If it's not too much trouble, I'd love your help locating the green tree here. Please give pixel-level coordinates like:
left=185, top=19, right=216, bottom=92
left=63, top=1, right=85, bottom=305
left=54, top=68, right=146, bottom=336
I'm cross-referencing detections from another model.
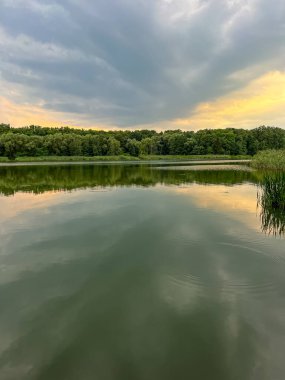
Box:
left=126, top=139, right=140, bottom=156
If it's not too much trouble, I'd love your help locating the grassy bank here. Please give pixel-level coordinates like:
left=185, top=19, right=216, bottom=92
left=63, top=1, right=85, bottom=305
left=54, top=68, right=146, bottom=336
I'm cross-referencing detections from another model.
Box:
left=252, top=150, right=285, bottom=170
left=138, top=154, right=250, bottom=161
left=0, top=154, right=251, bottom=163
left=0, top=155, right=139, bottom=163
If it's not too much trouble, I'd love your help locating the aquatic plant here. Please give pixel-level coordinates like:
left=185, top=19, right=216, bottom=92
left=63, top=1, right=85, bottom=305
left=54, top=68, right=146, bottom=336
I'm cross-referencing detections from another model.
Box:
left=252, top=150, right=285, bottom=170
left=258, top=172, right=285, bottom=236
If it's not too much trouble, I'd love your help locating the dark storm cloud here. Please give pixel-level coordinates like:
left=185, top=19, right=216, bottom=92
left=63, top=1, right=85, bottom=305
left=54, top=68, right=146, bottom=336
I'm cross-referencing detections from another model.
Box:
left=0, top=0, right=284, bottom=127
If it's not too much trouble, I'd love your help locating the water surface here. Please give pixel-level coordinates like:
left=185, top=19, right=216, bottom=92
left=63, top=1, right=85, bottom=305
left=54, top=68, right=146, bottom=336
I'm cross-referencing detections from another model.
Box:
left=0, top=163, right=284, bottom=380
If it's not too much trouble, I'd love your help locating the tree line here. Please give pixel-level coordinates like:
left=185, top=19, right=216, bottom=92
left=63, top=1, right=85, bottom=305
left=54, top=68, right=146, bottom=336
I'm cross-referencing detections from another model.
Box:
left=0, top=124, right=284, bottom=159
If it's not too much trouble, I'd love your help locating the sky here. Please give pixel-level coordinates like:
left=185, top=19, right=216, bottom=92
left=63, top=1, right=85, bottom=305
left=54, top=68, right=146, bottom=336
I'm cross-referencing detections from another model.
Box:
left=0, top=0, right=284, bottom=131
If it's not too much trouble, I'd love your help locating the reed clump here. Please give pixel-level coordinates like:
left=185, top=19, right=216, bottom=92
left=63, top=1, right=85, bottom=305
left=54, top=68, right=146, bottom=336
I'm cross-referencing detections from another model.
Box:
left=252, top=150, right=285, bottom=170
left=258, top=172, right=285, bottom=236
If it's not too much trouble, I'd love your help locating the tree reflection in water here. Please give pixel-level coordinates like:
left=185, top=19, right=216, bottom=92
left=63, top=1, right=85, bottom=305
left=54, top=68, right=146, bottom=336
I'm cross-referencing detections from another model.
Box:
left=2, top=163, right=285, bottom=237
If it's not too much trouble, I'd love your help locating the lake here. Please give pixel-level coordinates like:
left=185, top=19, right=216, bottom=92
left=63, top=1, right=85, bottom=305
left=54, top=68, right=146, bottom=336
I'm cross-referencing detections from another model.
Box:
left=0, top=162, right=284, bottom=380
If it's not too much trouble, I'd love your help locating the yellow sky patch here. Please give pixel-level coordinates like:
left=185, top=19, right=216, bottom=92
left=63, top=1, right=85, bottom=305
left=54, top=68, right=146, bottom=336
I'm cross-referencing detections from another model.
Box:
left=0, top=96, right=80, bottom=128
left=174, top=71, right=285, bottom=130
left=0, top=96, right=117, bottom=130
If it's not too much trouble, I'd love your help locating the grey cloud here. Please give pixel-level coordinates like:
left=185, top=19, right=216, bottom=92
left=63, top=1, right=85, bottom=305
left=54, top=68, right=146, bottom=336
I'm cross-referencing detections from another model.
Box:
left=0, top=0, right=284, bottom=127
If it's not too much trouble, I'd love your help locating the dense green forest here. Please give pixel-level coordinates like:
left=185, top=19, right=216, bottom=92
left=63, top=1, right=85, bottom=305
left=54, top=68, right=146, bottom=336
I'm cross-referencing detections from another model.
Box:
left=0, top=124, right=284, bottom=159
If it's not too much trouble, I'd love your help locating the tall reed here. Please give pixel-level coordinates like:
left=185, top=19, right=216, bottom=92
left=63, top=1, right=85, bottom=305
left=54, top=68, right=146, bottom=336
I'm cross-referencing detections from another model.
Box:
left=258, top=172, right=285, bottom=236
left=252, top=150, right=285, bottom=170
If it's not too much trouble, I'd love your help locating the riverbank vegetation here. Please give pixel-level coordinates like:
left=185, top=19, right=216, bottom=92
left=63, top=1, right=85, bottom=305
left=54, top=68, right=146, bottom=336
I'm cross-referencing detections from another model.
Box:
left=0, top=154, right=250, bottom=163
left=252, top=150, right=285, bottom=170
left=258, top=172, right=285, bottom=235
left=0, top=124, right=284, bottom=160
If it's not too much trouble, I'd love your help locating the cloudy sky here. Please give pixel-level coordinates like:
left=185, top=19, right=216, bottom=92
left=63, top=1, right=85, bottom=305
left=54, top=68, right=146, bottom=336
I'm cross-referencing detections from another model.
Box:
left=0, top=0, right=284, bottom=130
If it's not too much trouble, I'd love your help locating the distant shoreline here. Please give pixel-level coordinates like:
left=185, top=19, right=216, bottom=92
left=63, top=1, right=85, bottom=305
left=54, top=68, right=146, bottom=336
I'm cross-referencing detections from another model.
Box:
left=0, top=156, right=251, bottom=166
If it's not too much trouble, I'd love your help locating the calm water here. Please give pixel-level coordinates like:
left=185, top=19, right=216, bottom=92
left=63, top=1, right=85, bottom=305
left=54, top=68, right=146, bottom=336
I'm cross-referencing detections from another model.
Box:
left=0, top=163, right=284, bottom=380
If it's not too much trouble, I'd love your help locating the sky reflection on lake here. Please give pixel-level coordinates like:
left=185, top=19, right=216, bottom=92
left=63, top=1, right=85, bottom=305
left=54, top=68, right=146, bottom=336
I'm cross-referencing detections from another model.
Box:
left=0, top=163, right=284, bottom=380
